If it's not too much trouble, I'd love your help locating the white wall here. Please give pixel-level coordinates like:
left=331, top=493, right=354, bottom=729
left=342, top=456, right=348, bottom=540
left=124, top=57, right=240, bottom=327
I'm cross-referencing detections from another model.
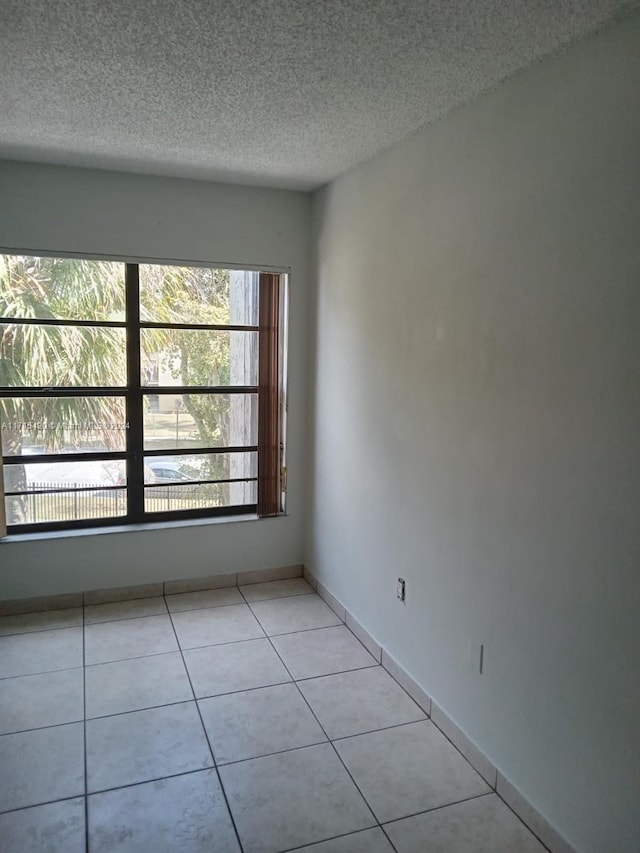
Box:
left=0, top=161, right=310, bottom=596
left=308, top=11, right=640, bottom=853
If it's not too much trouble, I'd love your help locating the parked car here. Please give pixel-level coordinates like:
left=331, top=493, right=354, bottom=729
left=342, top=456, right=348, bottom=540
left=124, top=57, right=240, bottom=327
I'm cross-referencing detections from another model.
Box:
left=145, top=460, right=194, bottom=484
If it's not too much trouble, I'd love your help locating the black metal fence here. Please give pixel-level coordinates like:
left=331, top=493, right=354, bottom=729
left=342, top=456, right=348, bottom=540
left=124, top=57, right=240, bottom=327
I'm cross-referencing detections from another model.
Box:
left=12, top=482, right=227, bottom=524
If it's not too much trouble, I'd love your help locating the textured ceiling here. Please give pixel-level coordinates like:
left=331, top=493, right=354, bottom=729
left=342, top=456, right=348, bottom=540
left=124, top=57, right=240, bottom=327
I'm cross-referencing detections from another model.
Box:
left=0, top=1, right=636, bottom=190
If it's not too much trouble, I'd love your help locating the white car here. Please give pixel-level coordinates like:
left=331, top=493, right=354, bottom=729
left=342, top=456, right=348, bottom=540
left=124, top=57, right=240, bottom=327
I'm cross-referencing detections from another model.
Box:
left=145, top=459, right=193, bottom=484
left=25, top=459, right=157, bottom=488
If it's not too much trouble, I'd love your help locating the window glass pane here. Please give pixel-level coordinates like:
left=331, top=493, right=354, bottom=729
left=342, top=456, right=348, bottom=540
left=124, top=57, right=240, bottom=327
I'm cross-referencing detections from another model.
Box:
left=1, top=397, right=127, bottom=456
left=139, top=265, right=258, bottom=326
left=145, top=480, right=256, bottom=514
left=144, top=452, right=257, bottom=484
left=0, top=255, right=125, bottom=322
left=0, top=324, right=127, bottom=387
left=141, top=329, right=258, bottom=387
left=5, top=488, right=126, bottom=526
left=143, top=393, right=257, bottom=450
left=4, top=459, right=126, bottom=491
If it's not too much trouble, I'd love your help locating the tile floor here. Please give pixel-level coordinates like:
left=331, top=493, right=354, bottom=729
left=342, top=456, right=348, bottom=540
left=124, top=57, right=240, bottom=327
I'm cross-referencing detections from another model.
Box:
left=0, top=578, right=548, bottom=852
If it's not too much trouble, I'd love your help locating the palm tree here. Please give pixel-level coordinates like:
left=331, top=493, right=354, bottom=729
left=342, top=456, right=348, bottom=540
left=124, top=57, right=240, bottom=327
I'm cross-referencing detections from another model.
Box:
left=0, top=255, right=126, bottom=522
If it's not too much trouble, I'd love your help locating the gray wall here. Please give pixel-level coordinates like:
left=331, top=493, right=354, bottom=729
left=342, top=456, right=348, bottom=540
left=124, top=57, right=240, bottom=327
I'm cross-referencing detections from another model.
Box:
left=0, top=161, right=311, bottom=596
left=308, top=12, right=640, bottom=853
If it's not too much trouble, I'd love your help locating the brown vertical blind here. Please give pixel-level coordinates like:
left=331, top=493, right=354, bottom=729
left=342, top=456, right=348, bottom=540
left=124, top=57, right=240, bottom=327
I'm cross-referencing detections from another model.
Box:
left=0, top=413, right=6, bottom=537
left=257, top=272, right=281, bottom=517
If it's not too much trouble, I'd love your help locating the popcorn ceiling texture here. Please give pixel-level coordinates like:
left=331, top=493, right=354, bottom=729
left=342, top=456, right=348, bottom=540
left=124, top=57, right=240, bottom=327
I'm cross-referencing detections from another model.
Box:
left=0, top=0, right=636, bottom=189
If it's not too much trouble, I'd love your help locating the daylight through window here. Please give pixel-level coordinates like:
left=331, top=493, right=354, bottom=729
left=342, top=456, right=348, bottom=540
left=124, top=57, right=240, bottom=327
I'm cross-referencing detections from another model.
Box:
left=0, top=255, right=286, bottom=533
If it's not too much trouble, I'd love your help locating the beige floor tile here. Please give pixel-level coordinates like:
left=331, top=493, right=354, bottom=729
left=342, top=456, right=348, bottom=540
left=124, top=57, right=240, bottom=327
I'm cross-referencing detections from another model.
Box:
left=88, top=769, right=239, bottom=853
left=164, top=572, right=237, bottom=594
left=172, top=603, right=264, bottom=649
left=85, top=651, right=192, bottom=718
left=199, top=683, right=326, bottom=764
left=84, top=614, right=178, bottom=665
left=237, top=566, right=302, bottom=585
left=165, top=587, right=244, bottom=612
left=0, top=723, right=84, bottom=812
left=295, top=828, right=395, bottom=852
left=84, top=583, right=163, bottom=605
left=240, top=578, right=314, bottom=602
left=0, top=797, right=85, bottom=853
left=219, top=743, right=375, bottom=853
left=0, top=593, right=83, bottom=617
left=86, top=701, right=212, bottom=792
left=0, top=627, right=83, bottom=679
left=184, top=638, right=290, bottom=698
left=334, top=721, right=490, bottom=823
left=84, top=596, right=167, bottom=624
left=250, top=594, right=342, bottom=636
left=0, top=608, right=82, bottom=637
left=384, top=793, right=547, bottom=852
left=299, top=666, right=426, bottom=739
left=272, top=626, right=377, bottom=680
left=0, top=668, right=84, bottom=734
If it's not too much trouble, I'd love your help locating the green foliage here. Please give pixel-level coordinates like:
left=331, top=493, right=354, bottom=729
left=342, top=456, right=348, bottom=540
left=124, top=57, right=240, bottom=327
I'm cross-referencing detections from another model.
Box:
left=0, top=256, right=126, bottom=452
left=139, top=264, right=233, bottom=481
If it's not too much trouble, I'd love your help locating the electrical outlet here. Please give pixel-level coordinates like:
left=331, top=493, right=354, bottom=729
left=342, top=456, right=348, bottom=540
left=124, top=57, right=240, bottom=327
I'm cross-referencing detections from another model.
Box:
left=397, top=578, right=406, bottom=602
left=469, top=641, right=484, bottom=674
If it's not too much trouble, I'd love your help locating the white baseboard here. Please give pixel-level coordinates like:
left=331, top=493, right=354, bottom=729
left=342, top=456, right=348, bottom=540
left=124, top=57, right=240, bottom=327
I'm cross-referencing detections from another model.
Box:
left=0, top=564, right=303, bottom=612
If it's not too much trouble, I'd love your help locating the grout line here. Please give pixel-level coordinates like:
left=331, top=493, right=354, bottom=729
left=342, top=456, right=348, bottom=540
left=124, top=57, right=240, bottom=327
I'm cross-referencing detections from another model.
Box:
left=211, top=737, right=330, bottom=769
left=0, top=792, right=88, bottom=818
left=494, top=790, right=554, bottom=853
left=328, top=718, right=430, bottom=744
left=236, top=590, right=315, bottom=605
left=85, top=699, right=193, bottom=724
left=279, top=827, right=390, bottom=853
left=164, top=601, right=245, bottom=853
left=292, top=663, right=380, bottom=682
left=379, top=824, right=397, bottom=850
left=84, top=607, right=169, bottom=627
left=83, top=647, right=182, bottom=667
left=84, top=594, right=165, bottom=608
left=0, top=620, right=84, bottom=639
left=0, top=662, right=84, bottom=682
left=0, top=715, right=87, bottom=738
left=193, top=678, right=292, bottom=701
left=426, top=713, right=496, bottom=790
left=380, top=790, right=495, bottom=828
left=244, top=595, right=343, bottom=635
left=379, top=659, right=431, bottom=718
left=0, top=663, right=85, bottom=682
left=237, top=584, right=388, bottom=847
left=255, top=620, right=345, bottom=638
left=81, top=767, right=222, bottom=804
left=332, top=610, right=382, bottom=664
left=84, top=649, right=182, bottom=670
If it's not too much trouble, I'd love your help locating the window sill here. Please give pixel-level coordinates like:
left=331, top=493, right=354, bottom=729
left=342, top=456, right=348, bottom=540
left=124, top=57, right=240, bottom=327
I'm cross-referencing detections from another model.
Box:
left=0, top=512, right=278, bottom=543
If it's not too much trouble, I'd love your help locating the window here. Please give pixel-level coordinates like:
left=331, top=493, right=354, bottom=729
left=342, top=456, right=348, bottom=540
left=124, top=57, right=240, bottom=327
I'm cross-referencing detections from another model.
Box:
left=0, top=255, right=286, bottom=534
